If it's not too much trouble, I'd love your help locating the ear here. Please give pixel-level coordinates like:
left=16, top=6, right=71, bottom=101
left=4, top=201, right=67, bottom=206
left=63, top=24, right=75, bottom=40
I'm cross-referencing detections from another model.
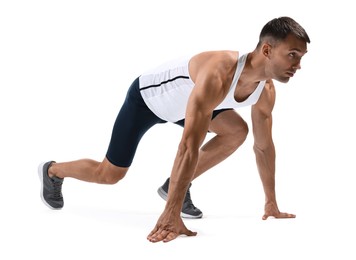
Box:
left=261, top=43, right=272, bottom=58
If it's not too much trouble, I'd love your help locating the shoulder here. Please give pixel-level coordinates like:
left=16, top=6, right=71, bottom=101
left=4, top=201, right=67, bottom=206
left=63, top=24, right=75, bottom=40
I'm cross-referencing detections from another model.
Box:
left=265, top=79, right=275, bottom=89
left=187, top=51, right=239, bottom=109
left=189, top=50, right=239, bottom=82
left=253, top=79, right=276, bottom=116
left=263, top=79, right=276, bottom=98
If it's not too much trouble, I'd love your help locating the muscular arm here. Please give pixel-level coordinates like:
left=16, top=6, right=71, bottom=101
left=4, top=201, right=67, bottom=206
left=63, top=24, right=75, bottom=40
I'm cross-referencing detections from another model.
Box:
left=251, top=80, right=295, bottom=220
left=163, top=91, right=216, bottom=219
left=166, top=54, right=234, bottom=210
left=148, top=52, right=235, bottom=242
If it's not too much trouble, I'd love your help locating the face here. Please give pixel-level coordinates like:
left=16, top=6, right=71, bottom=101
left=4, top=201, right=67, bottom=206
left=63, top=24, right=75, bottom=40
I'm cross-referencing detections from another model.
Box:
left=264, top=34, right=308, bottom=83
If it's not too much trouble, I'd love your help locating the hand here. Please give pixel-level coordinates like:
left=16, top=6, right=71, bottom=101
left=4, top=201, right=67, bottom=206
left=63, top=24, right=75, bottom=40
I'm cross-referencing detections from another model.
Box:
left=147, top=211, right=197, bottom=243
left=262, top=202, right=296, bottom=220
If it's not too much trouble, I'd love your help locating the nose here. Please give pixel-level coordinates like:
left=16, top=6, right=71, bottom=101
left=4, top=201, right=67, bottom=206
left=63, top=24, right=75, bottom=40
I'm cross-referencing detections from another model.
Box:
left=292, top=63, right=301, bottom=71
left=293, top=59, right=302, bottom=70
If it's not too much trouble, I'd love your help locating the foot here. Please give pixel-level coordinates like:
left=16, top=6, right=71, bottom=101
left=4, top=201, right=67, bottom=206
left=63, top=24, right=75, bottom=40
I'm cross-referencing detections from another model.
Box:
left=157, top=178, right=203, bottom=219
left=38, top=161, right=64, bottom=209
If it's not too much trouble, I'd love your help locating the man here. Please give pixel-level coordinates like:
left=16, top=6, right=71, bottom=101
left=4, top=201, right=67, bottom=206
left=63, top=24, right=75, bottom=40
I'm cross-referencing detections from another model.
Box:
left=38, top=16, right=310, bottom=243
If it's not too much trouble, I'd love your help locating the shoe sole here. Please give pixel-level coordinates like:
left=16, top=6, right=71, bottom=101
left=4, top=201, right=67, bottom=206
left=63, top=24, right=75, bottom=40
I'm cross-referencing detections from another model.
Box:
left=38, top=162, right=62, bottom=210
left=157, top=186, right=168, bottom=201
left=157, top=187, right=203, bottom=219
left=181, top=212, right=203, bottom=219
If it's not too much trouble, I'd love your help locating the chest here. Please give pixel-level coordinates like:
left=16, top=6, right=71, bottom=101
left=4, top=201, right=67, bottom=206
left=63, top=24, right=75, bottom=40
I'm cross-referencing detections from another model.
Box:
left=234, top=81, right=259, bottom=103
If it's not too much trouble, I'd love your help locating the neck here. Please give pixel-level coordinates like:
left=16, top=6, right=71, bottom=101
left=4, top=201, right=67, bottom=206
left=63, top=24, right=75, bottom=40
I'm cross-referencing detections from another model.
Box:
left=243, top=51, right=269, bottom=83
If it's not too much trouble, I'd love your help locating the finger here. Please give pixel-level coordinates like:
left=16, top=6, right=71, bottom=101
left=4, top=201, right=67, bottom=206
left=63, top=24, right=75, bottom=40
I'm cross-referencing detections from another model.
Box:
left=147, top=228, right=162, bottom=242
left=163, top=229, right=197, bottom=243
left=163, top=231, right=179, bottom=243
left=148, top=229, right=171, bottom=243
left=147, top=226, right=159, bottom=239
left=262, top=214, right=269, bottom=220
left=183, top=229, right=197, bottom=237
left=148, top=229, right=197, bottom=243
left=276, top=212, right=296, bottom=219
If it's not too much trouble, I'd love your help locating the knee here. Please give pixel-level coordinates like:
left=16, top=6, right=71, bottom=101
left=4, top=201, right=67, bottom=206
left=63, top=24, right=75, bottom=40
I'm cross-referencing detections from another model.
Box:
left=102, top=174, right=125, bottom=185
left=96, top=166, right=127, bottom=185
left=238, top=120, right=249, bottom=141
left=231, top=120, right=249, bottom=147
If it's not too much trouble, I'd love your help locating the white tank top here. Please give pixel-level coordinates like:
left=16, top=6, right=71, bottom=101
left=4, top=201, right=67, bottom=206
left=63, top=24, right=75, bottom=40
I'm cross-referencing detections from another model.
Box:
left=139, top=53, right=266, bottom=122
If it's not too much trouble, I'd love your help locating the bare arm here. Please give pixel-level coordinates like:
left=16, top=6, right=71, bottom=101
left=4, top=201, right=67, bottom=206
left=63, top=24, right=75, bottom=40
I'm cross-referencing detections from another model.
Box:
left=166, top=54, right=233, bottom=212
left=147, top=52, right=234, bottom=242
left=251, top=80, right=295, bottom=220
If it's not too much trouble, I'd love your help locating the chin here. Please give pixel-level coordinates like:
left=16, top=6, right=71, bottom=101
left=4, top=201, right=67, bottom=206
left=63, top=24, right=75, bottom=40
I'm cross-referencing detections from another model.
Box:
left=276, top=77, right=290, bottom=83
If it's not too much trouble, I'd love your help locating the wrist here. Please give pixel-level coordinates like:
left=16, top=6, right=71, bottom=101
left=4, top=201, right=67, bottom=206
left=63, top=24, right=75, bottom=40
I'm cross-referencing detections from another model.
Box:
left=164, top=201, right=183, bottom=216
left=265, top=196, right=277, bottom=205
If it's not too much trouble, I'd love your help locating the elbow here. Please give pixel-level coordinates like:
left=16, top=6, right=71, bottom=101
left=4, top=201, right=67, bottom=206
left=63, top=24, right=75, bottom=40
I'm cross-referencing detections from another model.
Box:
left=253, top=143, right=264, bottom=153
left=177, top=140, right=199, bottom=162
left=253, top=141, right=274, bottom=155
left=253, top=144, right=264, bottom=156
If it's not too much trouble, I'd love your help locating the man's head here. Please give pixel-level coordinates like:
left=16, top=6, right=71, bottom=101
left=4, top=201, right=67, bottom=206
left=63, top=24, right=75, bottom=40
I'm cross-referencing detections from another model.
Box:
left=257, top=16, right=310, bottom=49
left=256, top=17, right=310, bottom=83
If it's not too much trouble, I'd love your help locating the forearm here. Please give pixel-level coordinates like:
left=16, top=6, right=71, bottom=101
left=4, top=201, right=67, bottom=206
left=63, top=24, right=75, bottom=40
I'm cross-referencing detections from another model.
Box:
left=165, top=143, right=199, bottom=214
left=253, top=142, right=276, bottom=204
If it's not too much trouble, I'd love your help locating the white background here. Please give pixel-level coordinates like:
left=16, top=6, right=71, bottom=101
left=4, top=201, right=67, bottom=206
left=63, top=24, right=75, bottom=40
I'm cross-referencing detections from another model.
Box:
left=1, top=0, right=355, bottom=259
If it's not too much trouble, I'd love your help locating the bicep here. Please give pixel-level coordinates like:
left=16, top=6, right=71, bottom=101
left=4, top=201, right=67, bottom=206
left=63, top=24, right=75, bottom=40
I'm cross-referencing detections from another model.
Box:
left=182, top=74, right=226, bottom=148
left=252, top=110, right=273, bottom=150
left=251, top=81, right=276, bottom=149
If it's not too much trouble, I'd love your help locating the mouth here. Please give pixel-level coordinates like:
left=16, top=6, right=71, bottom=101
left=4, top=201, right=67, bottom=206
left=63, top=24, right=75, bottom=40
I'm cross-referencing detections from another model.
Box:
left=286, top=71, right=295, bottom=77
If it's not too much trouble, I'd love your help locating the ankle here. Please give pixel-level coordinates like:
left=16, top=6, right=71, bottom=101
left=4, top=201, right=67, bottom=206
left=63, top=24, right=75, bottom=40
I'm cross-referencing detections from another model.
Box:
left=48, top=162, right=56, bottom=178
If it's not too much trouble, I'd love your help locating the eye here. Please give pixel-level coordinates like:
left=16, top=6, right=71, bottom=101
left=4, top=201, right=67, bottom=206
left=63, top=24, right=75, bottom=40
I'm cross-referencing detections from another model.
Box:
left=288, top=52, right=296, bottom=58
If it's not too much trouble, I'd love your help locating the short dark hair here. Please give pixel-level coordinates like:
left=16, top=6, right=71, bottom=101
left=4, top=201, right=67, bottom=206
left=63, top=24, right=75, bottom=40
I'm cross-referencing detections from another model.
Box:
left=256, top=16, right=310, bottom=48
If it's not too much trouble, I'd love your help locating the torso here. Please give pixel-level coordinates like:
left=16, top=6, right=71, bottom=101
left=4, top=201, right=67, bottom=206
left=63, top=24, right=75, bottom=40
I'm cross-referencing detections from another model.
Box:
left=139, top=51, right=266, bottom=122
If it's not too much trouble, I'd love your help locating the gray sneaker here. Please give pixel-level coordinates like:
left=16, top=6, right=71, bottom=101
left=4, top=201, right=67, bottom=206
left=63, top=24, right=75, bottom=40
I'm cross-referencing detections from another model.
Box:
left=157, top=178, right=203, bottom=219
left=38, top=161, right=64, bottom=210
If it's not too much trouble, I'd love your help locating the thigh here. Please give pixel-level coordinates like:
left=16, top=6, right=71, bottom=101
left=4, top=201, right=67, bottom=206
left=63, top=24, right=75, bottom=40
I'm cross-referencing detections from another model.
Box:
left=106, top=78, right=166, bottom=167
left=208, top=109, right=248, bottom=135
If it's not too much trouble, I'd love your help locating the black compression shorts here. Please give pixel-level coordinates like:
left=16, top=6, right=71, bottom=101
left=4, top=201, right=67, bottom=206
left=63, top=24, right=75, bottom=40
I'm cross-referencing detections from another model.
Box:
left=105, top=77, right=232, bottom=167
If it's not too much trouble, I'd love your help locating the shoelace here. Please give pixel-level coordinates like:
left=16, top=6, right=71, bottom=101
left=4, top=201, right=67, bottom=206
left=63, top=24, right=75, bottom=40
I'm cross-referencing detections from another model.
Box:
left=184, top=189, right=197, bottom=209
left=52, top=178, right=63, bottom=199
